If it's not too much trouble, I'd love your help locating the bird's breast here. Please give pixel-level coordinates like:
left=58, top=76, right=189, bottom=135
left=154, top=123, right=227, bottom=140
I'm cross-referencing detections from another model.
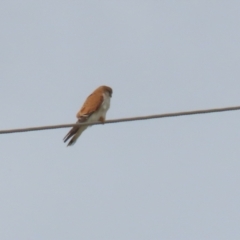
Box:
left=88, top=94, right=111, bottom=122
left=102, top=94, right=111, bottom=110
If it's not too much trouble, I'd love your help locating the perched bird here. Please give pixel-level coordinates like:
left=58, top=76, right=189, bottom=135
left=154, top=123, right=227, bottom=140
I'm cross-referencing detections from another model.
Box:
left=63, top=85, right=113, bottom=146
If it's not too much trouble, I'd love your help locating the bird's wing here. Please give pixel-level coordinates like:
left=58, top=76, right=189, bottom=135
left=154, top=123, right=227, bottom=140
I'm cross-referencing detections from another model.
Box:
left=76, top=91, right=104, bottom=119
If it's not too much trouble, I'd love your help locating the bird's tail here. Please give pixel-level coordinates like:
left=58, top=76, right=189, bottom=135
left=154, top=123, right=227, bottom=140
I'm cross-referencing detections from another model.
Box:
left=66, top=126, right=87, bottom=146
left=63, top=120, right=88, bottom=146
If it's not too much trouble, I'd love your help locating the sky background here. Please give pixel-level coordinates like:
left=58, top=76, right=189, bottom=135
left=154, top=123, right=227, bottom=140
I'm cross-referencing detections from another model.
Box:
left=1, top=1, right=240, bottom=239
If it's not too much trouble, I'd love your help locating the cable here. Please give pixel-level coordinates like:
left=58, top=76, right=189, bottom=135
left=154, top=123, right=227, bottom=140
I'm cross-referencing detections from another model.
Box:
left=0, top=105, right=240, bottom=134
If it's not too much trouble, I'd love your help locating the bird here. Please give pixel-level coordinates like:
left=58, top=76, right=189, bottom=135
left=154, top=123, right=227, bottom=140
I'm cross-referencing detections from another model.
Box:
left=63, top=85, right=113, bottom=146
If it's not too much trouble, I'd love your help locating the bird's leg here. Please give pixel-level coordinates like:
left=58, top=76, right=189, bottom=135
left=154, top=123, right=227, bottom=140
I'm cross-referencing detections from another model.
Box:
left=99, top=116, right=105, bottom=124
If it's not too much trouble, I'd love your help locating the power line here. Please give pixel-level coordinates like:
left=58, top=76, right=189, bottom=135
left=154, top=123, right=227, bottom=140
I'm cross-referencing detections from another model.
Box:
left=1, top=105, right=240, bottom=134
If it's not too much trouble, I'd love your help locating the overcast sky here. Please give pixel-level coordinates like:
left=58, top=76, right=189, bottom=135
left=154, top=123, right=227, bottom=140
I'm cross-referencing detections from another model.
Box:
left=1, top=1, right=240, bottom=239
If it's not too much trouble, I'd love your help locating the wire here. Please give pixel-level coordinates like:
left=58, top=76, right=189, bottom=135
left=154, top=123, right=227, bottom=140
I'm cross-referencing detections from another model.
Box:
left=1, top=105, right=240, bottom=134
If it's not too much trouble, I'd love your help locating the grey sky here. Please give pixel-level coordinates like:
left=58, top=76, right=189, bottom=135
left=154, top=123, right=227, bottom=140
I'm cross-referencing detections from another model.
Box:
left=1, top=1, right=240, bottom=239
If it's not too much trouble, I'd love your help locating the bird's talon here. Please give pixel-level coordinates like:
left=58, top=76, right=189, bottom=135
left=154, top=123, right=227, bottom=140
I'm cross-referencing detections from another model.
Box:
left=99, top=117, right=105, bottom=124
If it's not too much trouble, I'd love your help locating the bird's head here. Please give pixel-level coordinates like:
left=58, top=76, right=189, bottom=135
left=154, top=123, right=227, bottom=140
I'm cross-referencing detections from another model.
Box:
left=101, top=85, right=113, bottom=97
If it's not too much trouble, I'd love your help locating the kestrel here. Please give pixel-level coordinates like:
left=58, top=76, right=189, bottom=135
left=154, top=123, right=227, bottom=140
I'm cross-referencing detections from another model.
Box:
left=63, top=85, right=113, bottom=146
